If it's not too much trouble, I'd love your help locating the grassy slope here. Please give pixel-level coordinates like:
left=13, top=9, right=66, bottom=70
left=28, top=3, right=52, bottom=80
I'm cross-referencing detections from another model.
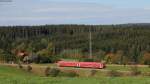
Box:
left=106, top=65, right=150, bottom=72
left=0, top=65, right=150, bottom=84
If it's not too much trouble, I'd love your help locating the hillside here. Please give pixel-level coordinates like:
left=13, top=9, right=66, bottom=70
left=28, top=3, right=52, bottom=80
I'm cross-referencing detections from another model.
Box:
left=0, top=24, right=150, bottom=64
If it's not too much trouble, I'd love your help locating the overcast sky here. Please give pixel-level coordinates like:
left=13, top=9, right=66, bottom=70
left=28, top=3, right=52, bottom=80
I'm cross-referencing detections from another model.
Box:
left=1, top=0, right=150, bottom=26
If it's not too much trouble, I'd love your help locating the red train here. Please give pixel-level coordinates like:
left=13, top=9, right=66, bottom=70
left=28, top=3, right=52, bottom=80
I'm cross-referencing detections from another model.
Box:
left=57, top=61, right=105, bottom=69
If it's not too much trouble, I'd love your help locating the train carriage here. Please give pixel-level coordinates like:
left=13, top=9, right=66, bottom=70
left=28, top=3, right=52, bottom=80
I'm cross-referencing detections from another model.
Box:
left=58, top=61, right=105, bottom=69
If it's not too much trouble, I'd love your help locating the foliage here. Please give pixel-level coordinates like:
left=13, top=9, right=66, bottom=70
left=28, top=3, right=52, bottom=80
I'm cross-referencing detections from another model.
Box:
left=89, top=70, right=97, bottom=76
left=0, top=49, right=5, bottom=62
left=130, top=65, right=141, bottom=76
left=107, top=69, right=122, bottom=77
left=44, top=66, right=51, bottom=77
left=0, top=49, right=15, bottom=63
left=0, top=24, right=150, bottom=64
left=27, top=65, right=32, bottom=72
left=142, top=52, right=150, bottom=65
left=49, top=68, right=60, bottom=77
left=18, top=63, right=23, bottom=69
left=59, top=49, right=83, bottom=59
left=59, top=70, right=79, bottom=77
left=36, top=43, right=59, bottom=63
left=79, top=58, right=96, bottom=62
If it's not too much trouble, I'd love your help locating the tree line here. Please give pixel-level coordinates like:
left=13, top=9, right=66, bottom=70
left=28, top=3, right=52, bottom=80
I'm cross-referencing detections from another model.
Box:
left=0, top=24, right=150, bottom=65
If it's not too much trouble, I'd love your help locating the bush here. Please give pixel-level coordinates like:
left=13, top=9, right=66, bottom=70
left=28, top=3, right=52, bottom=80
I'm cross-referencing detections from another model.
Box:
left=59, top=71, right=79, bottom=77
left=38, top=56, right=59, bottom=63
left=79, top=58, right=95, bottom=62
left=44, top=68, right=79, bottom=77
left=18, top=63, right=23, bottom=69
left=49, top=68, right=60, bottom=77
left=107, top=70, right=121, bottom=77
left=50, top=56, right=60, bottom=63
left=142, top=72, right=150, bottom=77
left=130, top=65, right=141, bottom=76
left=44, top=67, right=51, bottom=77
left=27, top=65, right=32, bottom=72
left=67, top=72, right=79, bottom=77
left=90, top=70, right=97, bottom=76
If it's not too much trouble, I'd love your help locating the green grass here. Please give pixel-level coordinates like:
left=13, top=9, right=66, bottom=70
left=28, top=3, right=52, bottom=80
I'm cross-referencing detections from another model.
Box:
left=26, top=63, right=150, bottom=77
left=0, top=65, right=150, bottom=84
left=106, top=65, right=150, bottom=72
left=0, top=65, right=34, bottom=77
left=35, top=63, right=150, bottom=72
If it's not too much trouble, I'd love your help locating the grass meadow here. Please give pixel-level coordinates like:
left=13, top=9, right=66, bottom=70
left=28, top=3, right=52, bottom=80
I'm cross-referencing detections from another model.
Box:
left=0, top=64, right=150, bottom=84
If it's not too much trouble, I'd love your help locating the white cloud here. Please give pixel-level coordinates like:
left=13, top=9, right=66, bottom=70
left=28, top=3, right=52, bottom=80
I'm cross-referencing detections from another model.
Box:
left=1, top=0, right=150, bottom=25
left=33, top=2, right=113, bottom=13
left=0, top=15, right=102, bottom=21
left=1, top=7, right=150, bottom=22
left=143, top=7, right=150, bottom=10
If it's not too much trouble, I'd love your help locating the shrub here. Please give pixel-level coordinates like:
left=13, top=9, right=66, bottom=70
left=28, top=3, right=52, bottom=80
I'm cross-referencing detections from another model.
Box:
left=107, top=70, right=121, bottom=77
left=79, top=58, right=95, bottom=62
left=130, top=65, right=141, bottom=76
left=27, top=65, right=32, bottom=72
left=59, top=71, right=79, bottom=77
left=18, top=63, right=23, bottom=69
left=67, top=72, right=79, bottom=77
left=49, top=68, right=60, bottom=77
left=38, top=56, right=59, bottom=63
left=50, top=56, right=60, bottom=63
left=142, top=72, right=150, bottom=77
left=44, top=67, right=51, bottom=77
left=37, top=48, right=60, bottom=63
left=90, top=70, right=97, bottom=76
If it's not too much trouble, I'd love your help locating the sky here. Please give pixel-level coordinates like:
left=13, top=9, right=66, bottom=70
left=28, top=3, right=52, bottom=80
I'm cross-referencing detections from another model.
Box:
left=1, top=0, right=150, bottom=26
